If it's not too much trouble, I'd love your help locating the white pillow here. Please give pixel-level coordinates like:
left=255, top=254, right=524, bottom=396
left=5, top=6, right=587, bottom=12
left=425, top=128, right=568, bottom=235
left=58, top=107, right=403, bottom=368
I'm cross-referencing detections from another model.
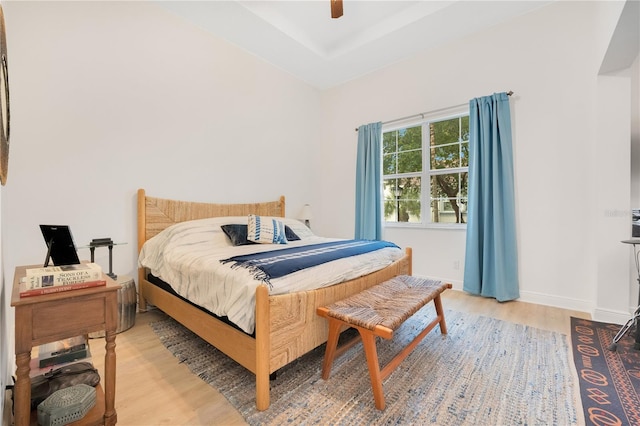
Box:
left=247, top=214, right=287, bottom=244
left=281, top=219, right=315, bottom=240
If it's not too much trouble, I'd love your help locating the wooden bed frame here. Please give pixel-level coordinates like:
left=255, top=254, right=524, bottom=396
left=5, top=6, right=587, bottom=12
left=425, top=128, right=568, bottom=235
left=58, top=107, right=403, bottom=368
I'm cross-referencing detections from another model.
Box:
left=136, top=188, right=413, bottom=410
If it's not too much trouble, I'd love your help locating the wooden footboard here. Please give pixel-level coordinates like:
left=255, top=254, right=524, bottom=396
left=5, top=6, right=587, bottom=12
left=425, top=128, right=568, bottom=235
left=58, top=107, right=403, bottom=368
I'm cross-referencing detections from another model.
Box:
left=137, top=188, right=413, bottom=410
left=267, top=248, right=412, bottom=372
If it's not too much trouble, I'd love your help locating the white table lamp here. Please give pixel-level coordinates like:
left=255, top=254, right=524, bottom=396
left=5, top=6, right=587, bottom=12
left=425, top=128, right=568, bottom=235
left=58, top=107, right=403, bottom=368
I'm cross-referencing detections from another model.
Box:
left=299, top=204, right=313, bottom=228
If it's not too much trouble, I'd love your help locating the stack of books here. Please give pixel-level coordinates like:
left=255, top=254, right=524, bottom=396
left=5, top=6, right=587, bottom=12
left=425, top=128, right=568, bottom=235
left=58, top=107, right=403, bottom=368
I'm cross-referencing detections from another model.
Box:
left=19, top=263, right=105, bottom=298
left=33, top=335, right=90, bottom=370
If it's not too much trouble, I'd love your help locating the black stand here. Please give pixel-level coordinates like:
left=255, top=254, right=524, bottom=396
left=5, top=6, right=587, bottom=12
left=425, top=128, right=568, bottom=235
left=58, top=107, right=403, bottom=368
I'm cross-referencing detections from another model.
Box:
left=89, top=238, right=117, bottom=280
left=609, top=239, right=640, bottom=351
left=43, top=239, right=54, bottom=267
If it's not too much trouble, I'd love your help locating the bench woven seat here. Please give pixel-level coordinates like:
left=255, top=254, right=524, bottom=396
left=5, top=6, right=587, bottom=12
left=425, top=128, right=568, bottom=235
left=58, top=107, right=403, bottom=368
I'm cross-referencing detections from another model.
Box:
left=317, top=275, right=451, bottom=410
left=325, top=275, right=449, bottom=331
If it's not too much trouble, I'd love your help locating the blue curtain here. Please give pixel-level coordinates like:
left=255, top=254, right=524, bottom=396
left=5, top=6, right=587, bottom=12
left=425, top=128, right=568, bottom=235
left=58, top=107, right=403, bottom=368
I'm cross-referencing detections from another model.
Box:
left=355, top=122, right=383, bottom=240
left=463, top=93, right=519, bottom=301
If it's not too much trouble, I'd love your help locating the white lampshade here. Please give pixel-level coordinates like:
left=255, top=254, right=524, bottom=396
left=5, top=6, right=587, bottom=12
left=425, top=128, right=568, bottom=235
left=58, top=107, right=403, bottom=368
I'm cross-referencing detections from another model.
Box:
left=299, top=204, right=313, bottom=221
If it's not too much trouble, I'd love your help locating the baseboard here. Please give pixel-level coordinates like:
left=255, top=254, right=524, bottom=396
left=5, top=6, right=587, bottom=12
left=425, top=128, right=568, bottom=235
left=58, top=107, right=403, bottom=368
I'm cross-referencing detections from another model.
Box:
left=413, top=274, right=636, bottom=325
left=417, top=274, right=594, bottom=314
left=518, top=289, right=593, bottom=314
left=592, top=307, right=635, bottom=325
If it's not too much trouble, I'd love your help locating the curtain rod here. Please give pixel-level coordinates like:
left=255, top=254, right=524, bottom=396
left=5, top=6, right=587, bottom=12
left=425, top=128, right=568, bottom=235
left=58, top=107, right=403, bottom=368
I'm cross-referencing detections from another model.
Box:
left=355, top=90, right=514, bottom=131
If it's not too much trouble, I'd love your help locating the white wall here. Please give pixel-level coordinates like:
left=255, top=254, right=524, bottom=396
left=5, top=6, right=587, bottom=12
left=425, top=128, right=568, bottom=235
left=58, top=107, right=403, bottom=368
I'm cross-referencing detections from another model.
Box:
left=0, top=0, right=322, bottom=391
left=632, top=56, right=640, bottom=208
left=2, top=0, right=321, bottom=272
left=595, top=74, right=632, bottom=322
left=629, top=55, right=640, bottom=312
left=317, top=1, right=634, bottom=318
left=0, top=190, right=5, bottom=422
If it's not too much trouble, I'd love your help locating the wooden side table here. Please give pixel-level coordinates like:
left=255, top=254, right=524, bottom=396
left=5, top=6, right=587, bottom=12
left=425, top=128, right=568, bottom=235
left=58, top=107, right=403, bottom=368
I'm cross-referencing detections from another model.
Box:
left=10, top=265, right=120, bottom=426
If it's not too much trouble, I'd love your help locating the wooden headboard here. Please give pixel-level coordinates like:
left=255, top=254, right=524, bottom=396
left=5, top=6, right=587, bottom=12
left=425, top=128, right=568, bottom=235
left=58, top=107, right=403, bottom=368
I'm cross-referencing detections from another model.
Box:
left=137, top=188, right=286, bottom=253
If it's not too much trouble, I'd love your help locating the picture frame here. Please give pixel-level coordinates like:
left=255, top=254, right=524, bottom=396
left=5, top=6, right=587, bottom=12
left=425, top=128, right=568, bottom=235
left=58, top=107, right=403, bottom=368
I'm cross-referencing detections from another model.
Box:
left=40, top=225, right=81, bottom=267
left=0, top=5, right=10, bottom=186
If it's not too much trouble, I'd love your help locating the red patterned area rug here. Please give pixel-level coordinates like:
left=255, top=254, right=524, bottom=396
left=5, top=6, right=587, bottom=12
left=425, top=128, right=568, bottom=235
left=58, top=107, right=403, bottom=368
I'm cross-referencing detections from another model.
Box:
left=570, top=317, right=640, bottom=425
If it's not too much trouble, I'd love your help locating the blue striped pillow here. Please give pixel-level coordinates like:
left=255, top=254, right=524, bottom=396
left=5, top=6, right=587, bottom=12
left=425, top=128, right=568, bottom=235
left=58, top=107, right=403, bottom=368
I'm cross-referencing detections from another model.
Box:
left=247, top=215, right=287, bottom=244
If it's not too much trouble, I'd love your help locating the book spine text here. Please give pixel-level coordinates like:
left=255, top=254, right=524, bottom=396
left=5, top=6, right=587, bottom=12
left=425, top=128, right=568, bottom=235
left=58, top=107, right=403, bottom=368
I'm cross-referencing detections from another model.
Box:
left=25, top=270, right=102, bottom=289
left=20, top=280, right=106, bottom=297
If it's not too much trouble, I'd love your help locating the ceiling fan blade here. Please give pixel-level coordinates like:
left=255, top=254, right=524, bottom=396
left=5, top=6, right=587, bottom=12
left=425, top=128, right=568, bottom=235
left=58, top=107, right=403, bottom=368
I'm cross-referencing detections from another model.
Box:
left=331, top=0, right=343, bottom=19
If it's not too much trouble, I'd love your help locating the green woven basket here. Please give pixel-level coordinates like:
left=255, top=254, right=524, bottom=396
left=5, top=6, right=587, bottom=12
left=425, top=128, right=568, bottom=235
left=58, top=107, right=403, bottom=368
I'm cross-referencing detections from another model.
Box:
left=37, top=384, right=96, bottom=426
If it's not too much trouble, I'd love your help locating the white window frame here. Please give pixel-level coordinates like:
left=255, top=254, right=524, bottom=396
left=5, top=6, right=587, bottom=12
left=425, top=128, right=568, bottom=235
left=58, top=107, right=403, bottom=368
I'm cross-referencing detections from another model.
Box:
left=382, top=105, right=469, bottom=229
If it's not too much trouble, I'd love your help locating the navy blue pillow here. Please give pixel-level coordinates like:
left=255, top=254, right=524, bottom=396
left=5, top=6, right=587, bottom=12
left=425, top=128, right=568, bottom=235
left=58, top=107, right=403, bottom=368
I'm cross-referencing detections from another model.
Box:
left=221, top=224, right=256, bottom=246
left=285, top=225, right=301, bottom=241
left=222, top=224, right=300, bottom=246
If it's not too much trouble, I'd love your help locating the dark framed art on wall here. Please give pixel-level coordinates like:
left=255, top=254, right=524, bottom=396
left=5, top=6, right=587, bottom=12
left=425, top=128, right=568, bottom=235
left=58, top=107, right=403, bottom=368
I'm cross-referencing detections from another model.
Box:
left=0, top=5, right=10, bottom=186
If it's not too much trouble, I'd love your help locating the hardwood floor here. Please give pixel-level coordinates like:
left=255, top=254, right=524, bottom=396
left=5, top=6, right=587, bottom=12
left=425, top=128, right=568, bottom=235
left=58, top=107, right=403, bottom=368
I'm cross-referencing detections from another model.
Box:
left=4, top=289, right=591, bottom=426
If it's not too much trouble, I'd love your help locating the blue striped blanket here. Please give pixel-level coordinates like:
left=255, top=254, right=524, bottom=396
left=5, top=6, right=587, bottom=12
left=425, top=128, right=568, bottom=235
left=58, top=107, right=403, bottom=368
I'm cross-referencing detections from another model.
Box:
left=220, top=239, right=399, bottom=288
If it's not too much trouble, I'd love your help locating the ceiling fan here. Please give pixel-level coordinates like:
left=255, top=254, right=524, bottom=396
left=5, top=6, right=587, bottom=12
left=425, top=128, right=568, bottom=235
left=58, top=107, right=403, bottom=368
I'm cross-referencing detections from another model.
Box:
left=331, top=0, right=343, bottom=19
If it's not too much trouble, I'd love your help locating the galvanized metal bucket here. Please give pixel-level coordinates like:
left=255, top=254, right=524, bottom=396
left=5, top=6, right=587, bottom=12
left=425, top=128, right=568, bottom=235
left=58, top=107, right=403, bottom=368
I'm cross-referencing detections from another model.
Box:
left=89, top=275, right=136, bottom=338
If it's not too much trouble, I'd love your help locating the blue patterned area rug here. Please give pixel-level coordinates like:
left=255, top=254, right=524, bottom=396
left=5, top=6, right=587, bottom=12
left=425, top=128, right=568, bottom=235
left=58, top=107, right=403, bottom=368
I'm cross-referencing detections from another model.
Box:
left=570, top=317, right=640, bottom=425
left=151, top=309, right=580, bottom=425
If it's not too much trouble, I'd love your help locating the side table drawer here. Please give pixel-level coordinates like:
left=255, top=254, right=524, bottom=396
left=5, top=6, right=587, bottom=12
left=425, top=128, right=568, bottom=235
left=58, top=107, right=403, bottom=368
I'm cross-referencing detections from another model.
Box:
left=32, top=297, right=106, bottom=340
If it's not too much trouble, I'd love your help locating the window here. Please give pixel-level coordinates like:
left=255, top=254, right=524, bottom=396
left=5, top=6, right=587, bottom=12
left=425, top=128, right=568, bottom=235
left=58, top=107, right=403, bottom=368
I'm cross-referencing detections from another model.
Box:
left=382, top=110, right=469, bottom=226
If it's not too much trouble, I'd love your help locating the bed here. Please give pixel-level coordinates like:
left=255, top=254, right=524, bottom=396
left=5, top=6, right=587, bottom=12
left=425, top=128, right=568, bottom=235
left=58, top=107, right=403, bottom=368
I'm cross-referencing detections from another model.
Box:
left=136, top=189, right=413, bottom=410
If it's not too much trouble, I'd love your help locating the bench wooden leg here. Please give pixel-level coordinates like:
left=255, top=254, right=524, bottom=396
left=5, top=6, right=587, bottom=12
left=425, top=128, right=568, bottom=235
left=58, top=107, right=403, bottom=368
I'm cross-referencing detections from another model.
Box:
left=433, top=294, right=448, bottom=334
left=359, top=330, right=385, bottom=410
left=321, top=318, right=343, bottom=380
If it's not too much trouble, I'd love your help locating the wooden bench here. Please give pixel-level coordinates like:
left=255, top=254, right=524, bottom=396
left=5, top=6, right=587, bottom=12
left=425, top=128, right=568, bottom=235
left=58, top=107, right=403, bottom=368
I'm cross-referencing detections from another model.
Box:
left=316, top=275, right=452, bottom=410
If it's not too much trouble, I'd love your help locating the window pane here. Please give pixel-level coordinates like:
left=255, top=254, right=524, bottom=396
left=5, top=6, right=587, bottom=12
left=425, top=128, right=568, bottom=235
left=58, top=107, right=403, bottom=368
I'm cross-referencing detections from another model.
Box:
left=430, top=117, right=460, bottom=146
left=382, top=131, right=396, bottom=154
left=384, top=177, right=421, bottom=222
left=431, top=145, right=459, bottom=169
left=459, top=172, right=468, bottom=198
left=384, top=199, right=398, bottom=223
left=397, top=126, right=421, bottom=151
left=430, top=173, right=465, bottom=198
left=430, top=199, right=467, bottom=223
left=461, top=116, right=469, bottom=141
left=383, top=153, right=396, bottom=175
left=430, top=172, right=468, bottom=223
left=398, top=150, right=421, bottom=173
left=399, top=177, right=421, bottom=200
left=383, top=178, right=399, bottom=222
left=398, top=200, right=421, bottom=223
left=398, top=177, right=421, bottom=222
left=460, top=142, right=469, bottom=167
left=383, top=178, right=395, bottom=197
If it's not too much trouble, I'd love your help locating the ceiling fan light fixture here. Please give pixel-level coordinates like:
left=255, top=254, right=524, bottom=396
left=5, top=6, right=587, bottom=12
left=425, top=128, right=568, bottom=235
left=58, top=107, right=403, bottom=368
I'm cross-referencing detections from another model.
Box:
left=331, top=0, right=343, bottom=19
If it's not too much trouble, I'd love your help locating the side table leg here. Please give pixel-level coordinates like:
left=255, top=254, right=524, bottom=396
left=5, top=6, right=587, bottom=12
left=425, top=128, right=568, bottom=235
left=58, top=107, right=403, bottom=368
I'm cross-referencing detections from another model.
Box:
left=634, top=308, right=640, bottom=350
left=14, top=351, right=31, bottom=426
left=104, top=331, right=117, bottom=425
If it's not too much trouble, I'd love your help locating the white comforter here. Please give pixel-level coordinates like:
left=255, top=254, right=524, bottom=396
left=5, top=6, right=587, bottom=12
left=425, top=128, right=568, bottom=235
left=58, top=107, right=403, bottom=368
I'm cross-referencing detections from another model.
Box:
left=138, top=216, right=404, bottom=334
